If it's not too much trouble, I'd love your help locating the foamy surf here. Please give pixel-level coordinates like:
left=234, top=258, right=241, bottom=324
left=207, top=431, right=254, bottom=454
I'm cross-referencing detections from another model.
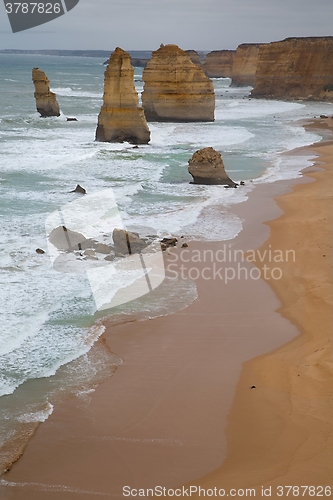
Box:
left=1, top=53, right=332, bottom=475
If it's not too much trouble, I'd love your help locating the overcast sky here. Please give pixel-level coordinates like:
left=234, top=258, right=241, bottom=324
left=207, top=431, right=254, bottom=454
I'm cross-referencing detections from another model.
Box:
left=0, top=0, right=332, bottom=51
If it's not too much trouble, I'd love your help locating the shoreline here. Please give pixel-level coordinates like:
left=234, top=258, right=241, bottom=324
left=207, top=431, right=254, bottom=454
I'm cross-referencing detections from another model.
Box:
left=0, top=119, right=332, bottom=498
left=187, top=118, right=333, bottom=494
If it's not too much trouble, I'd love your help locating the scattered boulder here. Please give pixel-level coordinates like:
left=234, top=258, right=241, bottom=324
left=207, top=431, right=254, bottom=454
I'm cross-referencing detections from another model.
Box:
left=112, top=228, right=147, bottom=255
left=66, top=117, right=78, bottom=121
left=48, top=226, right=90, bottom=251
left=188, top=147, right=237, bottom=186
left=181, top=243, right=189, bottom=248
left=96, top=47, right=151, bottom=144
left=70, top=184, right=86, bottom=194
left=142, top=44, right=215, bottom=122
left=160, top=237, right=178, bottom=251
left=36, top=248, right=45, bottom=254
left=84, top=249, right=96, bottom=257
left=94, top=243, right=112, bottom=254
left=32, top=68, right=60, bottom=117
left=79, top=239, right=97, bottom=250
left=104, top=254, right=115, bottom=262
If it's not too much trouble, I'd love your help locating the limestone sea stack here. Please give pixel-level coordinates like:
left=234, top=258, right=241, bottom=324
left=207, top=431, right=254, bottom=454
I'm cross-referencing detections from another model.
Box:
left=185, top=50, right=202, bottom=67
left=32, top=68, right=60, bottom=117
left=231, top=44, right=261, bottom=87
left=96, top=47, right=150, bottom=144
left=202, top=50, right=235, bottom=78
left=142, top=44, right=215, bottom=122
left=251, top=37, right=333, bottom=101
left=188, top=147, right=237, bottom=186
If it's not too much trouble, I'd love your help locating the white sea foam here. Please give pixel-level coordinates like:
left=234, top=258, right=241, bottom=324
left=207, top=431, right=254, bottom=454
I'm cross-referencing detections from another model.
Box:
left=149, top=122, right=254, bottom=148
left=16, top=402, right=54, bottom=423
left=0, top=55, right=332, bottom=429
left=51, top=87, right=102, bottom=99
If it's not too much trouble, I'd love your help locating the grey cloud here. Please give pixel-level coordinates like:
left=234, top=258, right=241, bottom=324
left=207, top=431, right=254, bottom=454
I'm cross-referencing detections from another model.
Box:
left=0, top=0, right=332, bottom=50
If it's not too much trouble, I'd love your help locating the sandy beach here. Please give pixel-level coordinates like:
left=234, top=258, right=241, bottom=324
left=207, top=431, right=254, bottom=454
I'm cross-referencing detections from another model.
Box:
left=0, top=119, right=332, bottom=499
left=188, top=118, right=333, bottom=496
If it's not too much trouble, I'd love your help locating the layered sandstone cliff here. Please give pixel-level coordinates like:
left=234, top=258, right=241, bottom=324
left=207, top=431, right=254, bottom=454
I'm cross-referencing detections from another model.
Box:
left=251, top=37, right=333, bottom=101
left=188, top=147, right=236, bottom=186
left=142, top=44, right=215, bottom=122
left=32, top=68, right=60, bottom=117
left=185, top=50, right=202, bottom=67
left=231, top=44, right=261, bottom=87
left=202, top=50, right=235, bottom=78
left=96, top=47, right=150, bottom=144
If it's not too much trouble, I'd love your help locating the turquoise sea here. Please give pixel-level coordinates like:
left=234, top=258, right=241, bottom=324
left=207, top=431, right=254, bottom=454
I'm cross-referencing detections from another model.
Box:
left=0, top=53, right=332, bottom=472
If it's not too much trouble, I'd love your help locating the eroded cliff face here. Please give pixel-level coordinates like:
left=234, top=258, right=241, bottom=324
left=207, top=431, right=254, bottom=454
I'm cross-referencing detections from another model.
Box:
left=231, top=44, right=261, bottom=87
left=251, top=37, right=333, bottom=101
left=202, top=50, right=235, bottom=78
left=96, top=47, right=150, bottom=144
left=32, top=68, right=60, bottom=117
left=142, top=44, right=215, bottom=122
left=185, top=50, right=202, bottom=68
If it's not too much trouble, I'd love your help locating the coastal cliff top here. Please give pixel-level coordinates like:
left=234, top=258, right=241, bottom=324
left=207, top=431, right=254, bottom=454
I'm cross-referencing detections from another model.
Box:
left=280, top=36, right=333, bottom=43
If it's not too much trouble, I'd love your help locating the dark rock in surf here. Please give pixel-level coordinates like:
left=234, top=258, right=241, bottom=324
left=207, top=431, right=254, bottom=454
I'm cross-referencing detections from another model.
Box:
left=188, top=147, right=237, bottom=186
left=70, top=184, right=86, bottom=194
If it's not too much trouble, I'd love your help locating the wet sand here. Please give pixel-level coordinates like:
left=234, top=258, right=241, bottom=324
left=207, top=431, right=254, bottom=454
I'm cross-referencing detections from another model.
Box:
left=0, top=120, right=332, bottom=499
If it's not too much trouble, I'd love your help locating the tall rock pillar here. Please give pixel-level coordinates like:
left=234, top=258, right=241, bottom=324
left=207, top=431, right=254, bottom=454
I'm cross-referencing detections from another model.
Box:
left=32, top=68, right=60, bottom=117
left=96, top=47, right=150, bottom=144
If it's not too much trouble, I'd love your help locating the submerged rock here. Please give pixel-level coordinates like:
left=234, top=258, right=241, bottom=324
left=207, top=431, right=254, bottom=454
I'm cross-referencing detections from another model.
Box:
left=70, top=184, right=86, bottom=194
left=96, top=47, right=150, bottom=144
left=32, top=68, right=60, bottom=117
left=160, top=237, right=178, bottom=251
left=142, top=44, right=215, bottom=122
left=188, top=147, right=237, bottom=186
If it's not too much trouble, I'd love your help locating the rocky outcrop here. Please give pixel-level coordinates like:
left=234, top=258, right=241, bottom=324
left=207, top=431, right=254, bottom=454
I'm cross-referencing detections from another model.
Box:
left=32, top=68, right=60, bottom=117
left=231, top=44, right=261, bottom=87
left=96, top=47, right=150, bottom=144
left=142, top=44, right=215, bottom=122
left=202, top=50, right=235, bottom=78
left=70, top=184, right=86, bottom=194
left=251, top=37, right=333, bottom=101
left=188, top=147, right=236, bottom=186
left=185, top=50, right=202, bottom=67
left=48, top=226, right=89, bottom=251
left=112, top=228, right=147, bottom=255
